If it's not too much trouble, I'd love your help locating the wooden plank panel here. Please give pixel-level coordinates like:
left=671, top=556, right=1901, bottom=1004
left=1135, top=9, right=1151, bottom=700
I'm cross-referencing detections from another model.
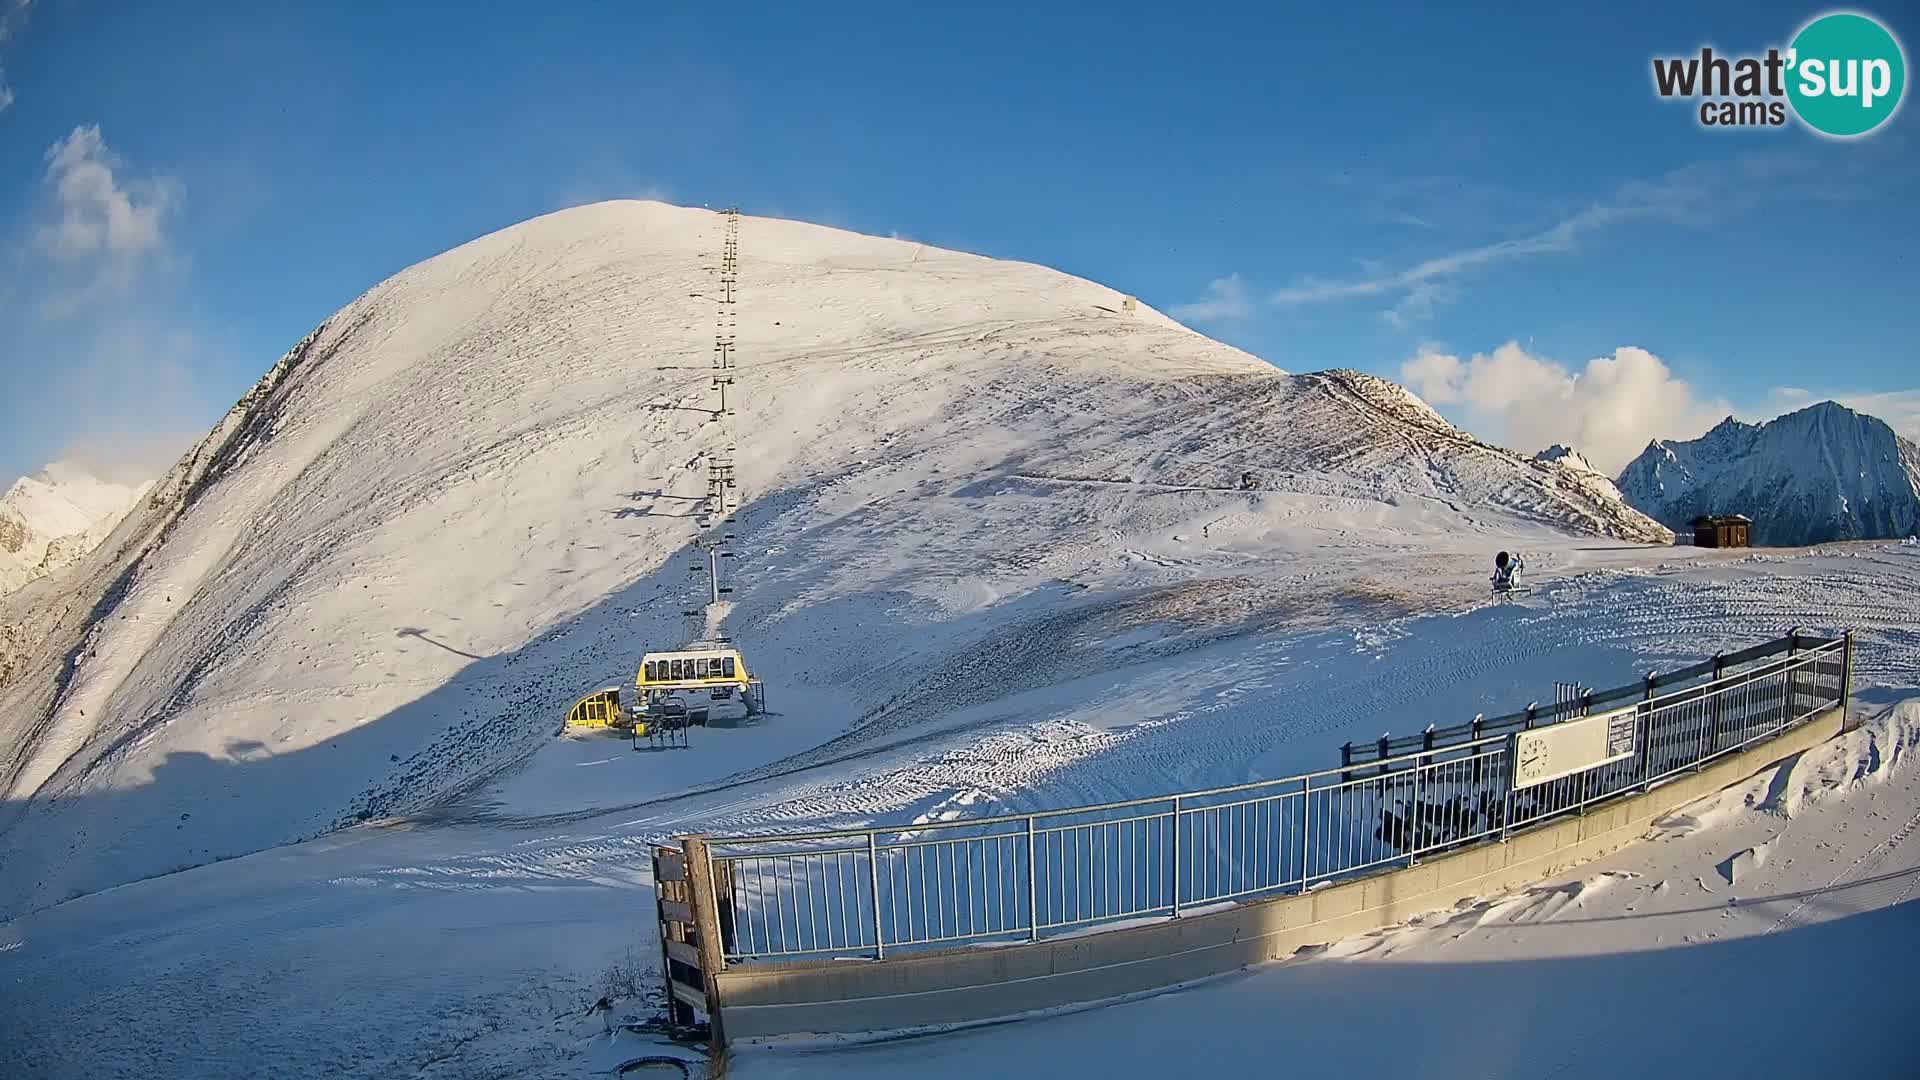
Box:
left=664, top=939, right=701, bottom=968
left=669, top=979, right=708, bottom=1012
left=654, top=850, right=687, bottom=882
left=659, top=899, right=694, bottom=924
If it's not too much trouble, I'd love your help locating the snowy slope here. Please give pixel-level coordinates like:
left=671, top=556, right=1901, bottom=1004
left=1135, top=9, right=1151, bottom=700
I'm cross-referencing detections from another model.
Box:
left=1617, top=402, right=1920, bottom=546
left=3, top=545, right=1916, bottom=1079
left=0, top=200, right=1668, bottom=918
left=0, top=463, right=146, bottom=598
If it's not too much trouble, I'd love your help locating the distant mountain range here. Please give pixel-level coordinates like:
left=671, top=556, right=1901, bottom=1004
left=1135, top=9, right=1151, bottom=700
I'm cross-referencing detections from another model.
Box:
left=0, top=463, right=146, bottom=598
left=1615, top=401, right=1920, bottom=547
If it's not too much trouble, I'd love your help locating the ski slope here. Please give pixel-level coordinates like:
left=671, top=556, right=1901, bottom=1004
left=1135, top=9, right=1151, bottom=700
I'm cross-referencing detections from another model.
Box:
left=2, top=545, right=1917, bottom=1079
left=0, top=201, right=1668, bottom=918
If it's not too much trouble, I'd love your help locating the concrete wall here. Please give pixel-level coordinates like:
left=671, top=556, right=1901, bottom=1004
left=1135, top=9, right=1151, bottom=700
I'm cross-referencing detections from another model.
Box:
left=715, top=707, right=1844, bottom=1041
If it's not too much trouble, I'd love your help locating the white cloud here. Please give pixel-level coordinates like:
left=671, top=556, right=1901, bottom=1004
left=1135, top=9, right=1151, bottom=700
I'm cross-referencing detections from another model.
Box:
left=1170, top=273, right=1252, bottom=323
left=1400, top=341, right=1729, bottom=474
left=36, top=126, right=181, bottom=269
left=3, top=124, right=211, bottom=489
left=0, top=0, right=31, bottom=114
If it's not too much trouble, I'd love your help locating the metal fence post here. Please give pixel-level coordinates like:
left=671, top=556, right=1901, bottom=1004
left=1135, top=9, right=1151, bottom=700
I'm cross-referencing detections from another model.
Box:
left=1170, top=796, right=1182, bottom=918
left=1500, top=734, right=1515, bottom=842
left=1298, top=778, right=1313, bottom=894
left=1704, top=653, right=1724, bottom=765
left=1783, top=627, right=1802, bottom=728
left=1641, top=673, right=1656, bottom=791
left=1842, top=630, right=1856, bottom=731
left=1575, top=692, right=1592, bottom=814
left=867, top=831, right=885, bottom=959
left=1408, top=756, right=1422, bottom=866
left=1025, top=817, right=1039, bottom=941
left=1786, top=628, right=1801, bottom=721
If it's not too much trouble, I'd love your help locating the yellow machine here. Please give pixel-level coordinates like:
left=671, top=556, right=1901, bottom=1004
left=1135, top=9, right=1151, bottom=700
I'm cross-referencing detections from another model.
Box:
left=563, top=687, right=626, bottom=731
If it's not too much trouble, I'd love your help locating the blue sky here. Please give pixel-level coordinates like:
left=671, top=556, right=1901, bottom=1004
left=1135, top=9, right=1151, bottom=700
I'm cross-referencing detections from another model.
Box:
left=1, top=0, right=1916, bottom=485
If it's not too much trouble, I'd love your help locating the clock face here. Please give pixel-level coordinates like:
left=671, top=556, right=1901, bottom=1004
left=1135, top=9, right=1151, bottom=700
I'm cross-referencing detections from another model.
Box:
left=1515, top=735, right=1550, bottom=782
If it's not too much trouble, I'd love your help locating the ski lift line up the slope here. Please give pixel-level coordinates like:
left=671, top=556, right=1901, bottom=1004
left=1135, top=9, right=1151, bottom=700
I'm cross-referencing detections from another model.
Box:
left=560, top=207, right=768, bottom=744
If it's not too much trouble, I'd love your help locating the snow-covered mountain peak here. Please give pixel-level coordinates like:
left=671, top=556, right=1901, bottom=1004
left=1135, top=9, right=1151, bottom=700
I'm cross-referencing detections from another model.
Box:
left=1617, top=401, right=1920, bottom=546
left=1314, top=368, right=1456, bottom=431
left=0, top=462, right=148, bottom=598
left=0, top=200, right=1669, bottom=915
left=1536, top=444, right=1602, bottom=475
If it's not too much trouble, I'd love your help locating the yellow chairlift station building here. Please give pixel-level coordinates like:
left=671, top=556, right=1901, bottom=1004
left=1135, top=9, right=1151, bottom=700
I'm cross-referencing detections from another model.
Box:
left=637, top=647, right=752, bottom=691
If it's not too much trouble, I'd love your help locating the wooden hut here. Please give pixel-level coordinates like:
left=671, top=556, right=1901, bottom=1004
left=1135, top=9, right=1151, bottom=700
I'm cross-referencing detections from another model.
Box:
left=1691, top=514, right=1752, bottom=548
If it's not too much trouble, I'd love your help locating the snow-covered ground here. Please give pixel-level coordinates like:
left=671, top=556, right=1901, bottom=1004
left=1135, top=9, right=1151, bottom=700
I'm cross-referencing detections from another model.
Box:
left=3, top=545, right=1917, bottom=1079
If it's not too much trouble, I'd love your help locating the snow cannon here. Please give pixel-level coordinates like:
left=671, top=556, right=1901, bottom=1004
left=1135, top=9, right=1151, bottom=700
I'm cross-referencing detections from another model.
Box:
left=1490, top=551, right=1526, bottom=595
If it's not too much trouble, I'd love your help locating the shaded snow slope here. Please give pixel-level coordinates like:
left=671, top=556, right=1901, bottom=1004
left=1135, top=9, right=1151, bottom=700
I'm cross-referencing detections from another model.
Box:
left=0, top=463, right=147, bottom=599
left=1618, top=401, right=1920, bottom=546
left=0, top=201, right=1665, bottom=917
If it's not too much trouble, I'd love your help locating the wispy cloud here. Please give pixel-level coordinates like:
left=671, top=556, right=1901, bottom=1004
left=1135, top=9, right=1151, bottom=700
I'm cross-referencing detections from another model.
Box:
left=32, top=125, right=185, bottom=316
left=1170, top=273, right=1252, bottom=323
left=1401, top=341, right=1729, bottom=474
left=1273, top=188, right=1709, bottom=311
left=0, top=0, right=32, bottom=113
left=3, top=124, right=213, bottom=487
left=1271, top=154, right=1851, bottom=327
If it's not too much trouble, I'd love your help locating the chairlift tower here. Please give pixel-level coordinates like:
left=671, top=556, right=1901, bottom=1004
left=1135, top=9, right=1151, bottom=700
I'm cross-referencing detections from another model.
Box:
left=689, top=207, right=747, bottom=640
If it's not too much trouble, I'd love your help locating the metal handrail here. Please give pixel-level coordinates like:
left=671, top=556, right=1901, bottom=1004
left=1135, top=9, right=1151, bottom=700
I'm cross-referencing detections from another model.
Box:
left=708, top=638, right=1842, bottom=849
left=702, top=632, right=1851, bottom=962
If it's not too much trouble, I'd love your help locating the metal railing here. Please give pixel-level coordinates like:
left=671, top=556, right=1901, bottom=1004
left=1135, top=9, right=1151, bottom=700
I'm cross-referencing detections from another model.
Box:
left=702, top=633, right=1849, bottom=963
left=1341, top=630, right=1840, bottom=768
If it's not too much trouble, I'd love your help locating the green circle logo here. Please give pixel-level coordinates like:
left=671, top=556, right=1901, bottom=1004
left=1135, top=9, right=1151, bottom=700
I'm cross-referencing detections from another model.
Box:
left=1787, top=12, right=1906, bottom=137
